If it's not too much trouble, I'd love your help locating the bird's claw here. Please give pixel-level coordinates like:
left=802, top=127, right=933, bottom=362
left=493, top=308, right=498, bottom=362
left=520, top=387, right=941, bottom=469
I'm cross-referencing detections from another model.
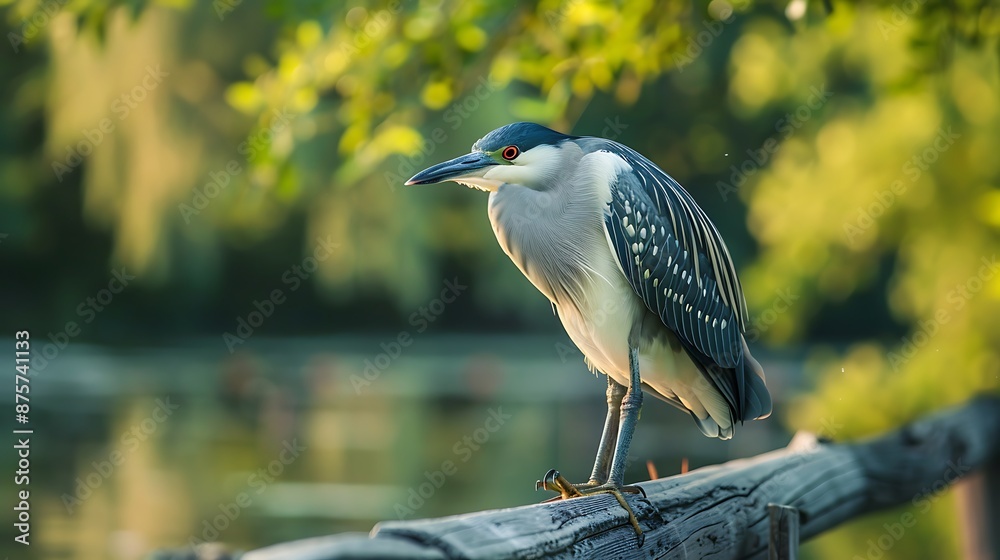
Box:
left=535, top=469, right=587, bottom=498
left=535, top=469, right=645, bottom=546
left=534, top=468, right=560, bottom=492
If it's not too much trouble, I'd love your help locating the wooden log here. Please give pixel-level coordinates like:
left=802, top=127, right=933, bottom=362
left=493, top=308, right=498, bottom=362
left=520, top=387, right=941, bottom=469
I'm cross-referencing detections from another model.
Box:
left=242, top=396, right=1000, bottom=560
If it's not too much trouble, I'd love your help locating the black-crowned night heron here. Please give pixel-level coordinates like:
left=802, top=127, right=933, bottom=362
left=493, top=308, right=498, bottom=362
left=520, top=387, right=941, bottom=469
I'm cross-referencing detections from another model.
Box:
left=406, top=122, right=771, bottom=543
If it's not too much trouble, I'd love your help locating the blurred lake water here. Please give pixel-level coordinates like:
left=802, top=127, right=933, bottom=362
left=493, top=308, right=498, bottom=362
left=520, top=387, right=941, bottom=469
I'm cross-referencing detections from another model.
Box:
left=3, top=335, right=799, bottom=559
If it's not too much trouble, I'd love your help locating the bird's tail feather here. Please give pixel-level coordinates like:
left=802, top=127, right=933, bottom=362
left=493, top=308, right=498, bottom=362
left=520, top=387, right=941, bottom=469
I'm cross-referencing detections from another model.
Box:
left=740, top=342, right=772, bottom=421
left=688, top=411, right=734, bottom=440
left=678, top=336, right=771, bottom=439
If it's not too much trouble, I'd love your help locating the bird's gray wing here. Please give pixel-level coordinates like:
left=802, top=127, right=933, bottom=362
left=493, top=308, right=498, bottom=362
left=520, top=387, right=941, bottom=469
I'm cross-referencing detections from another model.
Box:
left=598, top=142, right=748, bottom=373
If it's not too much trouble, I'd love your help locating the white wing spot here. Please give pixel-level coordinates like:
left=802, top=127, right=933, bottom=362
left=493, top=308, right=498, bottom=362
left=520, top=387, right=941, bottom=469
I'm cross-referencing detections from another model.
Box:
left=626, top=224, right=636, bottom=237
left=640, top=228, right=647, bottom=239
left=652, top=246, right=658, bottom=256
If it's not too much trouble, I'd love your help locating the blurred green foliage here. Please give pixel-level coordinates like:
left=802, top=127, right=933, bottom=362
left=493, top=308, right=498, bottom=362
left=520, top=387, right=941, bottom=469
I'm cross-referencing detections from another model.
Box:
left=2, top=0, right=1000, bottom=558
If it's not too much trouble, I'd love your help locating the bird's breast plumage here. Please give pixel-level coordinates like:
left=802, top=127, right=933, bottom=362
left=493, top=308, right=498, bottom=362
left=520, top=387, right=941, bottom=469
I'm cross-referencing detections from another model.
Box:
left=486, top=149, right=646, bottom=379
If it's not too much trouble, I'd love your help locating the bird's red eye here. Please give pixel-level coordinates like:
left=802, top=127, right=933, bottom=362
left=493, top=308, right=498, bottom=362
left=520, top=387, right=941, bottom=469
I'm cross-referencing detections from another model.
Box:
left=501, top=146, right=519, bottom=160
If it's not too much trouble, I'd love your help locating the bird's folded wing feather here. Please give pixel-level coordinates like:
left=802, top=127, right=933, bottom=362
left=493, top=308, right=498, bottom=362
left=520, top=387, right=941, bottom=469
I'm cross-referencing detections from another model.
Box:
left=599, top=143, right=748, bottom=371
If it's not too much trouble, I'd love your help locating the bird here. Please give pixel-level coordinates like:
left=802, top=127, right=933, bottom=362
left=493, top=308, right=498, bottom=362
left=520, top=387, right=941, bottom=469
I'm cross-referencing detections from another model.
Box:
left=405, top=122, right=771, bottom=543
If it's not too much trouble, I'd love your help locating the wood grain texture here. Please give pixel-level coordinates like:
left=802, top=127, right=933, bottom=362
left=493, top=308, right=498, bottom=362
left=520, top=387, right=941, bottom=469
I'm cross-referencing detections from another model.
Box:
left=241, top=396, right=1000, bottom=560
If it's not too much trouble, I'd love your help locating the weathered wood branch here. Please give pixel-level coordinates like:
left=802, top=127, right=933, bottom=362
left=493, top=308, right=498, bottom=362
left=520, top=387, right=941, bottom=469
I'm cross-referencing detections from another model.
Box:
left=242, top=396, right=1000, bottom=560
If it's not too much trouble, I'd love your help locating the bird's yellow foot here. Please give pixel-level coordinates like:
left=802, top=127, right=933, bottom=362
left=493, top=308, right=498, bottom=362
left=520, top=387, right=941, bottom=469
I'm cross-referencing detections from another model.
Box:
left=535, top=469, right=645, bottom=546
left=534, top=469, right=597, bottom=498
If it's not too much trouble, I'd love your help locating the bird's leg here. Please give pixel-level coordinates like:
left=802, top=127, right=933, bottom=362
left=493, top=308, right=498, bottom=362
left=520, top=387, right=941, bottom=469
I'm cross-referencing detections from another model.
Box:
left=589, top=377, right=627, bottom=484
left=605, top=345, right=643, bottom=488
left=536, top=348, right=646, bottom=545
left=535, top=376, right=625, bottom=498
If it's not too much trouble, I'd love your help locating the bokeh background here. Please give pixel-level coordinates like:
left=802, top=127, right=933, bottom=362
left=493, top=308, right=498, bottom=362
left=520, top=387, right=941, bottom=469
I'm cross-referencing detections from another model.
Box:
left=1, top=0, right=999, bottom=558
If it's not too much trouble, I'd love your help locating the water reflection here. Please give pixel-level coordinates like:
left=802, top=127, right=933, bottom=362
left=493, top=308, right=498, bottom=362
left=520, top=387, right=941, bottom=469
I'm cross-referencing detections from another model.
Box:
left=10, top=335, right=796, bottom=559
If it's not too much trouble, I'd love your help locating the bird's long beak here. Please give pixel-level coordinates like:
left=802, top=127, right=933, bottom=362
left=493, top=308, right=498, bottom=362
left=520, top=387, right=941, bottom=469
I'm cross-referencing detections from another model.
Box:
left=405, top=151, right=497, bottom=186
